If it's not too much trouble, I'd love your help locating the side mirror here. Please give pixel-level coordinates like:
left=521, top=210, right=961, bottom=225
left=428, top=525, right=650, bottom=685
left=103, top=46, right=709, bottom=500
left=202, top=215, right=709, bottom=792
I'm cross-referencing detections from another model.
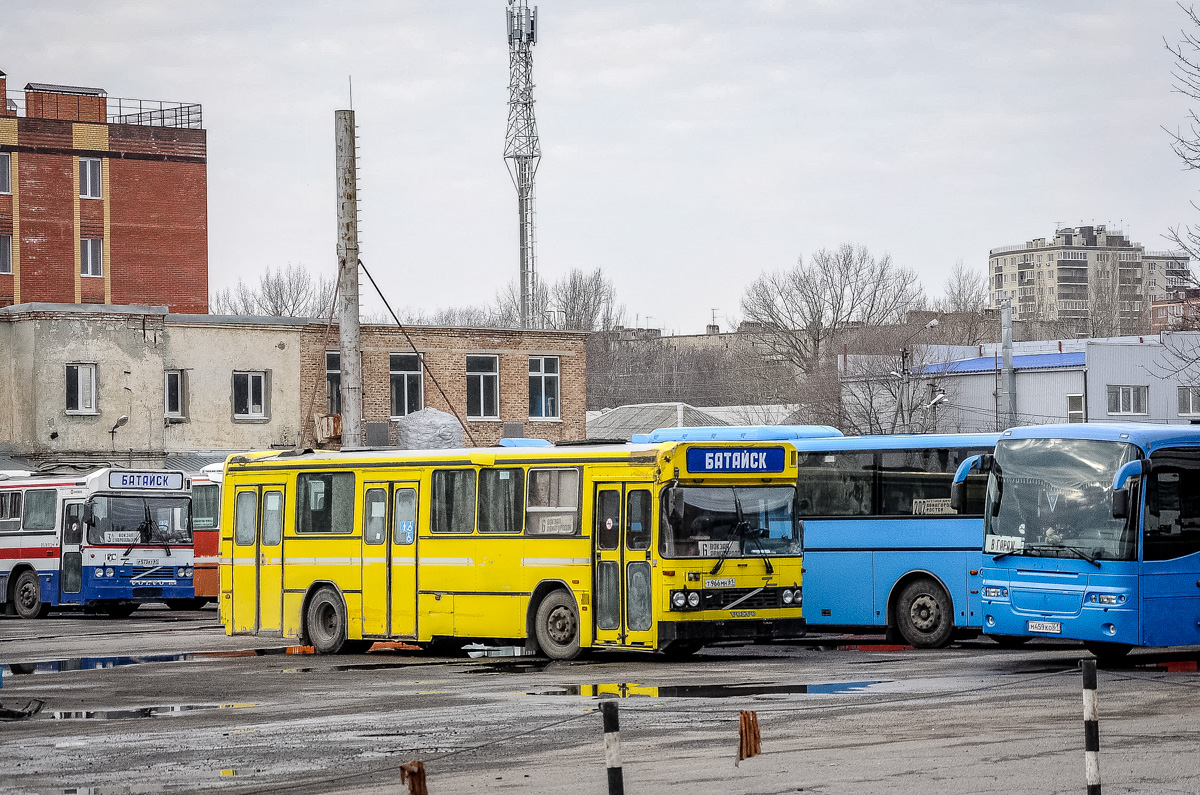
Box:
left=1112, top=487, right=1130, bottom=519
left=82, top=505, right=95, bottom=526
left=950, top=481, right=964, bottom=512
left=979, top=453, right=994, bottom=473
left=669, top=488, right=686, bottom=526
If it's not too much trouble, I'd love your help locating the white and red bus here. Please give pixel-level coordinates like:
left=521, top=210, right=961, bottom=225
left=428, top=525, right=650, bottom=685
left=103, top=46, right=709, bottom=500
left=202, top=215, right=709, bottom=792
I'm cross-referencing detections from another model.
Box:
left=0, top=468, right=196, bottom=618
left=189, top=463, right=222, bottom=604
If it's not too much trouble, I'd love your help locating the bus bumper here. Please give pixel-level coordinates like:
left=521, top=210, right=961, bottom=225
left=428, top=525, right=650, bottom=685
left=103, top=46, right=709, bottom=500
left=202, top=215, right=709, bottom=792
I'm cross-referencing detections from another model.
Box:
left=658, top=617, right=807, bottom=645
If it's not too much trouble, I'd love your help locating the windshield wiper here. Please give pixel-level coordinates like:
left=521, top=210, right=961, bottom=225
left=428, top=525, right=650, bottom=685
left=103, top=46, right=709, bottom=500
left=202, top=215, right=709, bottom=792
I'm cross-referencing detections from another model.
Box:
left=734, top=490, right=774, bottom=574
left=147, top=503, right=170, bottom=556
left=710, top=489, right=747, bottom=576
left=1046, top=543, right=1101, bottom=568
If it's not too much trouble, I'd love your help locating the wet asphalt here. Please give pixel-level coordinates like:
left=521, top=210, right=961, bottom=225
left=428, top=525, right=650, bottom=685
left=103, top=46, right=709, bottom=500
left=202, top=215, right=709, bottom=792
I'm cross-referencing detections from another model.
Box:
left=2, top=606, right=1199, bottom=794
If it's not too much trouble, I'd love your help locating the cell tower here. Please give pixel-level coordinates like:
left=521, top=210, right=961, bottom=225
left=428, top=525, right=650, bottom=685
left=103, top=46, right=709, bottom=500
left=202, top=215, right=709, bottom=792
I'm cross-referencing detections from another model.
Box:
left=504, top=0, right=540, bottom=329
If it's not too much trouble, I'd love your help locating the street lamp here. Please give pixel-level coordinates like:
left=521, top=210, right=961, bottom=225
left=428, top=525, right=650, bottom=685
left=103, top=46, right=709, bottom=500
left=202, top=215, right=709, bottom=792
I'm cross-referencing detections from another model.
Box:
left=109, top=415, right=129, bottom=451
left=894, top=318, right=939, bottom=433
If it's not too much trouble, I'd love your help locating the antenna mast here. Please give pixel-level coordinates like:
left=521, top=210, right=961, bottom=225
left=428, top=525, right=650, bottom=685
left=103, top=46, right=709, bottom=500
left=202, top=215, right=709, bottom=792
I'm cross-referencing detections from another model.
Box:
left=505, top=0, right=541, bottom=329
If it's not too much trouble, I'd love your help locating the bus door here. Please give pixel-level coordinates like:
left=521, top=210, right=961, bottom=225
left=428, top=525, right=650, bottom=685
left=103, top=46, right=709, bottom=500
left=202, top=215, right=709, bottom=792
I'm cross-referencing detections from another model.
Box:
left=361, top=483, right=390, bottom=636
left=390, top=484, right=419, bottom=638
left=361, top=482, right=420, bottom=639
left=593, top=483, right=656, bottom=648
left=231, top=485, right=285, bottom=634
left=60, top=501, right=85, bottom=599
left=1140, top=456, right=1200, bottom=647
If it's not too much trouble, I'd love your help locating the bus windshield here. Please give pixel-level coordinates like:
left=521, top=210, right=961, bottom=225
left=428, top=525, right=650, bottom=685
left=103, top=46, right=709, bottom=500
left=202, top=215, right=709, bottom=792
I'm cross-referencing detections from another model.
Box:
left=984, top=438, right=1138, bottom=562
left=87, top=496, right=192, bottom=546
left=661, top=486, right=799, bottom=558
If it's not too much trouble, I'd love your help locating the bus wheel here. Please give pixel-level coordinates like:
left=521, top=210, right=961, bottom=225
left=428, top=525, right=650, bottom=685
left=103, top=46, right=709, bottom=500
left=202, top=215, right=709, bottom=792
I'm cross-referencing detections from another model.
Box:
left=988, top=634, right=1032, bottom=648
left=662, top=641, right=703, bottom=659
left=895, top=578, right=954, bottom=648
left=13, top=570, right=49, bottom=619
left=166, top=598, right=208, bottom=611
left=306, top=587, right=348, bottom=655
left=535, top=590, right=581, bottom=661
left=1084, top=641, right=1133, bottom=660
left=103, top=602, right=139, bottom=618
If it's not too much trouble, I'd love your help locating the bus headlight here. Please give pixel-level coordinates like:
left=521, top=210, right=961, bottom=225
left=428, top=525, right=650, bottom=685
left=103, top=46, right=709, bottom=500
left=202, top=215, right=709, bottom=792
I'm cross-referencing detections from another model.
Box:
left=782, top=589, right=795, bottom=605
left=671, top=591, right=686, bottom=610
left=186, top=567, right=193, bottom=578
left=686, top=591, right=701, bottom=609
left=1089, top=593, right=1119, bottom=605
left=178, top=567, right=193, bottom=578
left=105, top=567, right=115, bottom=578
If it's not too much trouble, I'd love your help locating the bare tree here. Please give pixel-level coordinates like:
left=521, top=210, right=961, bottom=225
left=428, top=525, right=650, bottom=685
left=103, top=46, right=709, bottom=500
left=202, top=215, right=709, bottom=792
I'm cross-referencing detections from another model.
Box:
left=1165, top=5, right=1200, bottom=268
left=740, top=244, right=926, bottom=375
left=211, top=263, right=336, bottom=318
left=551, top=268, right=626, bottom=331
left=933, top=259, right=994, bottom=344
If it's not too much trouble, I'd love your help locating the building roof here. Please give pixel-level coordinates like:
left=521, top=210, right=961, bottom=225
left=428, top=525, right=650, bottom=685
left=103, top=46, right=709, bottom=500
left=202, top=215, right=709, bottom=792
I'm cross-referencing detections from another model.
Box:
left=920, top=351, right=1086, bottom=376
left=24, top=82, right=106, bottom=97
left=586, top=403, right=727, bottom=441
left=163, top=452, right=237, bottom=473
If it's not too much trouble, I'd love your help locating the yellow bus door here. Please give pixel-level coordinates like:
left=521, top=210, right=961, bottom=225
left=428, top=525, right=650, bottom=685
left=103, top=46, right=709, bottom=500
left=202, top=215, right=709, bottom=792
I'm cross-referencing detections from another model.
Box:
left=389, top=484, right=419, bottom=638
left=361, top=484, right=391, bottom=637
left=231, top=488, right=259, bottom=633
left=593, top=483, right=657, bottom=648
left=257, top=488, right=285, bottom=633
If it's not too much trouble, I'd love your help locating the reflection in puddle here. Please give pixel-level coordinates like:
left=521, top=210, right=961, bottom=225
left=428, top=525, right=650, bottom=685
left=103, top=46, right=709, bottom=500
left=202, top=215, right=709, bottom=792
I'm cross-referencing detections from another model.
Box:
left=1, top=647, right=312, bottom=677
left=529, top=681, right=882, bottom=698
left=49, top=703, right=256, bottom=721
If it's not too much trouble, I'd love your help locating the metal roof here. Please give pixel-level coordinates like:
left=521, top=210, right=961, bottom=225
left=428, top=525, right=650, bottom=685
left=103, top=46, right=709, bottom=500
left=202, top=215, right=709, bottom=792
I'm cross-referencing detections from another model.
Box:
left=1001, top=422, right=1200, bottom=452
left=587, top=403, right=727, bottom=442
left=24, top=82, right=106, bottom=97
left=635, top=425, right=843, bottom=443
left=920, top=351, right=1086, bottom=376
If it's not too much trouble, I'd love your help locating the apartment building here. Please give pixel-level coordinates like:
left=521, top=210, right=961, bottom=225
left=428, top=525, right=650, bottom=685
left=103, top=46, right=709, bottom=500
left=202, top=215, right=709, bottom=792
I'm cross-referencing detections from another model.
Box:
left=988, top=225, right=1190, bottom=333
left=0, top=70, right=207, bottom=313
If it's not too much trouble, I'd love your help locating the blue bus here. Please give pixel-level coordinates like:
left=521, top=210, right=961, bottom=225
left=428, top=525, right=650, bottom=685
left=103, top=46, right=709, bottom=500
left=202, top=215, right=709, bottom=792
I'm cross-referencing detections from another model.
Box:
left=791, top=433, right=1000, bottom=647
left=953, top=423, right=1200, bottom=657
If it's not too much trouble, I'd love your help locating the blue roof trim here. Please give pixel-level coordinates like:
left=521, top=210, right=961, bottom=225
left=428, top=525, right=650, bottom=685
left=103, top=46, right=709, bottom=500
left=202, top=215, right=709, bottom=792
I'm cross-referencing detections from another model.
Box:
left=497, top=438, right=553, bottom=448
left=1000, top=422, right=1200, bottom=452
left=790, top=432, right=1002, bottom=452
left=633, top=425, right=844, bottom=444
left=921, top=352, right=1085, bottom=375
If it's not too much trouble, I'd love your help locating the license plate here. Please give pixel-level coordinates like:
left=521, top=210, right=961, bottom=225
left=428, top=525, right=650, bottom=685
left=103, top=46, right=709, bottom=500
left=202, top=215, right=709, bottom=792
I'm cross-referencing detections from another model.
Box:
left=705, top=578, right=735, bottom=588
left=1027, top=620, right=1062, bottom=634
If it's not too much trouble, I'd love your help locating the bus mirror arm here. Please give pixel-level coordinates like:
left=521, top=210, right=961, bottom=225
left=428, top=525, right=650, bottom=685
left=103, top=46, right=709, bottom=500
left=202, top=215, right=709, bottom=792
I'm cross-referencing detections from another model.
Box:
left=1112, top=460, right=1150, bottom=518
left=950, top=454, right=992, bottom=512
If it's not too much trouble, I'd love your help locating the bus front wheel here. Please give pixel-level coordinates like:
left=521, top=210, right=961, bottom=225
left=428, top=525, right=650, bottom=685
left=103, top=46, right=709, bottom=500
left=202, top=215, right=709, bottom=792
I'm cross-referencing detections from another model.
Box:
left=1084, top=641, right=1133, bottom=660
left=895, top=578, right=954, bottom=648
left=306, top=587, right=349, bottom=655
left=12, top=570, right=49, bottom=619
left=103, top=602, right=139, bottom=618
left=535, top=590, right=581, bottom=661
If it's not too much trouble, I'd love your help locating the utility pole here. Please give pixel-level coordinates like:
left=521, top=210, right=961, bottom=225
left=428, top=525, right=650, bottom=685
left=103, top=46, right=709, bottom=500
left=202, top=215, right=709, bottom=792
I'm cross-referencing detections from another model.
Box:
left=1001, top=298, right=1016, bottom=428
left=505, top=0, right=541, bottom=328
left=335, top=109, right=362, bottom=448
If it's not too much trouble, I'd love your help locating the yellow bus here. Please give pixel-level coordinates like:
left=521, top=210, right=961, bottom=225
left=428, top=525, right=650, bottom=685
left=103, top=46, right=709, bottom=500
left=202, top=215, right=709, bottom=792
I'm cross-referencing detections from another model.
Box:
left=219, top=429, right=836, bottom=658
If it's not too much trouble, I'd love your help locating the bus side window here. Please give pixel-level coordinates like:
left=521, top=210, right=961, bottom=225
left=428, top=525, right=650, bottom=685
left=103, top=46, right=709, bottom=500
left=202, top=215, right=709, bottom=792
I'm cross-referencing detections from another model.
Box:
left=626, top=490, right=651, bottom=551
left=22, top=489, right=57, bottom=531
left=192, top=483, right=221, bottom=530
left=364, top=488, right=387, bottom=545
left=1145, top=453, right=1200, bottom=561
left=262, top=490, right=283, bottom=546
left=64, top=503, right=85, bottom=545
left=478, top=468, right=524, bottom=533
left=393, top=488, right=417, bottom=545
left=235, top=491, right=257, bottom=546
left=526, top=468, right=580, bottom=535
left=879, top=450, right=954, bottom=516
left=796, top=453, right=873, bottom=516
left=431, top=469, right=476, bottom=533
left=0, top=491, right=20, bottom=530
left=596, top=490, right=621, bottom=550
left=297, top=473, right=355, bottom=534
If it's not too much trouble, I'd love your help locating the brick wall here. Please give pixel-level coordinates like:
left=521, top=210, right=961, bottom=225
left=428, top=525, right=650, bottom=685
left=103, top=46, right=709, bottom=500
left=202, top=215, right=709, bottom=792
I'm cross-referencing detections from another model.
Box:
left=299, top=324, right=588, bottom=448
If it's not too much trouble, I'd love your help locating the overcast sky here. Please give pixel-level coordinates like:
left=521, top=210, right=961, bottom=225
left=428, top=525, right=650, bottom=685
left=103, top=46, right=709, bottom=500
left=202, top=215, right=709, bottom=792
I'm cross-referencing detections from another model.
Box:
left=3, top=1, right=1198, bottom=333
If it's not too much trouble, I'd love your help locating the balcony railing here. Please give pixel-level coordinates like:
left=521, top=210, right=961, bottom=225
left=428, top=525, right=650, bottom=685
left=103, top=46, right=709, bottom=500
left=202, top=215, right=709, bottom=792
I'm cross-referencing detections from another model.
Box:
left=4, top=91, right=202, bottom=129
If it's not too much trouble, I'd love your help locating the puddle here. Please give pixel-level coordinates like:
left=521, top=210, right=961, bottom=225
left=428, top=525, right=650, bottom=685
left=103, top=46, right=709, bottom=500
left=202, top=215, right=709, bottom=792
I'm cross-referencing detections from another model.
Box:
left=1, top=647, right=312, bottom=677
left=47, top=703, right=256, bottom=721
left=467, top=660, right=557, bottom=675
left=528, top=680, right=883, bottom=698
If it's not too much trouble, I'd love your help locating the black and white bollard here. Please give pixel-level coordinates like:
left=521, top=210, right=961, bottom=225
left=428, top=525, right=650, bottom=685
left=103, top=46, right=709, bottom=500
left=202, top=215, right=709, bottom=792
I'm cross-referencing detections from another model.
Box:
left=1082, top=659, right=1101, bottom=795
left=600, top=699, right=625, bottom=795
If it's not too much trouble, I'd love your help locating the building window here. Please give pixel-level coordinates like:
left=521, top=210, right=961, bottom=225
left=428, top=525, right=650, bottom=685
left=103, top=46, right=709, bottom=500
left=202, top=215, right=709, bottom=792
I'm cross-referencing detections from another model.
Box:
left=529, top=356, right=560, bottom=419
left=1107, top=385, right=1148, bottom=416
left=0, top=234, right=10, bottom=275
left=233, top=371, right=267, bottom=419
left=81, top=238, right=103, bottom=277
left=466, top=355, right=499, bottom=419
left=0, top=152, right=9, bottom=195
left=80, top=157, right=102, bottom=199
left=1179, top=386, right=1200, bottom=416
left=66, top=363, right=97, bottom=414
left=390, top=353, right=423, bottom=418
left=165, top=370, right=184, bottom=419
left=325, top=351, right=341, bottom=416
left=1067, top=394, right=1085, bottom=423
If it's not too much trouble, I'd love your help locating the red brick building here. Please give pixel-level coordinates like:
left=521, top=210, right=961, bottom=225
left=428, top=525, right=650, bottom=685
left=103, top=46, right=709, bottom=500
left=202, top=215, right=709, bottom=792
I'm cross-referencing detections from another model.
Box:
left=0, top=70, right=207, bottom=312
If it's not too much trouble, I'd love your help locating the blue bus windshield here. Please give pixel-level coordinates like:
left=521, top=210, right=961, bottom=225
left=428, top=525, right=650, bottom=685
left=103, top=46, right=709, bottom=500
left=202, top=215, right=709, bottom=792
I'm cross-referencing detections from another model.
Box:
left=984, top=438, right=1138, bottom=562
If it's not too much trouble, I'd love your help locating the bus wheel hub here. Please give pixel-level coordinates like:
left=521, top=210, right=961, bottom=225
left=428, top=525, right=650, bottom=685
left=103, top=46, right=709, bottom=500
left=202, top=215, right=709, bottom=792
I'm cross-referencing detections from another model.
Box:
left=546, top=606, right=576, bottom=644
left=910, top=595, right=940, bottom=631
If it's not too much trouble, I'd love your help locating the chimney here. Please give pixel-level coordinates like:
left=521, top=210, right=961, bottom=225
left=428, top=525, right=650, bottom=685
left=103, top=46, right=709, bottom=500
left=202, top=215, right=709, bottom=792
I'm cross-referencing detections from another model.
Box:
left=706, top=323, right=720, bottom=335
left=0, top=70, right=11, bottom=118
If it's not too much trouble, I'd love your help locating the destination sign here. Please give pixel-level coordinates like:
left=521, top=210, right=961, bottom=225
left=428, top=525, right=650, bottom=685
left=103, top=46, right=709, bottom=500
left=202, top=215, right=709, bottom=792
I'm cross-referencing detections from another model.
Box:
left=686, top=447, right=786, bottom=474
left=108, top=471, right=185, bottom=491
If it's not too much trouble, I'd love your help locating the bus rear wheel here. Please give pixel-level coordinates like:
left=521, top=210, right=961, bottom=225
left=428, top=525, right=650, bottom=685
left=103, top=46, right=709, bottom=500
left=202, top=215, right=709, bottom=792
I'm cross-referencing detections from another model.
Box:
left=306, top=587, right=349, bottom=655
left=13, top=570, right=49, bottom=619
left=535, top=590, right=581, bottom=661
left=895, top=578, right=954, bottom=648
